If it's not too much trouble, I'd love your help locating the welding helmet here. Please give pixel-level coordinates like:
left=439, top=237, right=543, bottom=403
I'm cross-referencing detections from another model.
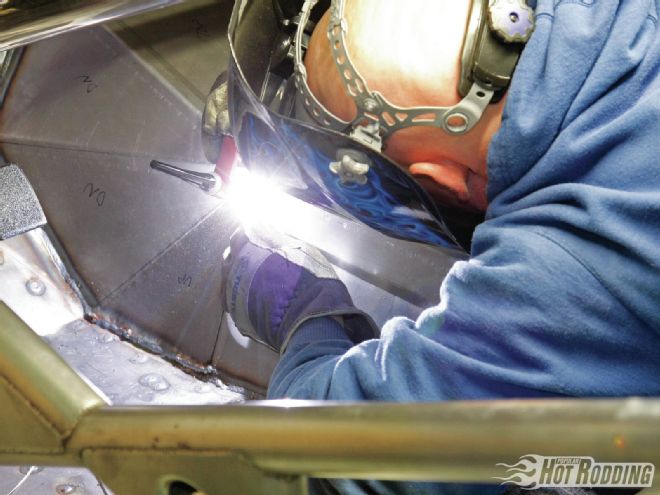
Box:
left=225, top=0, right=533, bottom=251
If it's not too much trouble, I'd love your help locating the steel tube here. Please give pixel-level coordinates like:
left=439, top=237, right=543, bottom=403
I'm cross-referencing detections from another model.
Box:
left=0, top=0, right=182, bottom=51
left=68, top=399, right=660, bottom=483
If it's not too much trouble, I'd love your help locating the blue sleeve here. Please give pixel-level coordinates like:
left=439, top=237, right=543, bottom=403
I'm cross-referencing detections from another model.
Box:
left=270, top=226, right=660, bottom=402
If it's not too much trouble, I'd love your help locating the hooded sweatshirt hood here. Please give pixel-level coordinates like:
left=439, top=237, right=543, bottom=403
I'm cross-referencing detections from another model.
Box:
left=486, top=0, right=660, bottom=331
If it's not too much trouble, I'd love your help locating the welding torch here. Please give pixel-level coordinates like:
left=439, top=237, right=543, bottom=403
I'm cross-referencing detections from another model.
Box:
left=150, top=136, right=236, bottom=196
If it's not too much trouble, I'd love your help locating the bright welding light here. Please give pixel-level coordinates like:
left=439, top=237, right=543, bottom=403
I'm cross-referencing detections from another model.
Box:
left=224, top=166, right=305, bottom=233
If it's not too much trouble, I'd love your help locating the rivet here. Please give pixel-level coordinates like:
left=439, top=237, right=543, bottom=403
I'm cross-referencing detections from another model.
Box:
left=363, top=98, right=378, bottom=112
left=139, top=373, right=171, bottom=392
left=25, top=277, right=46, bottom=296
left=129, top=352, right=149, bottom=364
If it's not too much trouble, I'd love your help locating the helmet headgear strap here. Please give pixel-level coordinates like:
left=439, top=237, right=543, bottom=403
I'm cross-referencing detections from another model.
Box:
left=293, top=0, right=534, bottom=151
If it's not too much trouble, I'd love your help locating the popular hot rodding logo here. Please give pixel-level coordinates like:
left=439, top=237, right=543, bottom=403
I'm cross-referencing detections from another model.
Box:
left=494, top=455, right=654, bottom=489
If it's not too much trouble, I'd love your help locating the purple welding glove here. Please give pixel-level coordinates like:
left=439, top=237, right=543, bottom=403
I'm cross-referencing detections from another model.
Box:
left=221, top=227, right=379, bottom=354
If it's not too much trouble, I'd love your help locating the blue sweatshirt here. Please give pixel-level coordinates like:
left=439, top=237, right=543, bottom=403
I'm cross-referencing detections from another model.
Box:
left=269, top=0, right=660, bottom=491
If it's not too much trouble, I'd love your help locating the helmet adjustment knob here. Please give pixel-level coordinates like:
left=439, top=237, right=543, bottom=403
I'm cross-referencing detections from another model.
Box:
left=330, top=151, right=371, bottom=185
left=488, top=0, right=535, bottom=43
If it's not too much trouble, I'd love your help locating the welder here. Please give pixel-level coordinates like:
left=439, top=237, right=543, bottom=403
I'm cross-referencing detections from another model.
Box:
left=217, top=0, right=660, bottom=493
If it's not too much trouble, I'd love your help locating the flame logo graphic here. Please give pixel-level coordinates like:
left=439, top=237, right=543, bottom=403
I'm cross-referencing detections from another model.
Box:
left=493, top=454, right=545, bottom=489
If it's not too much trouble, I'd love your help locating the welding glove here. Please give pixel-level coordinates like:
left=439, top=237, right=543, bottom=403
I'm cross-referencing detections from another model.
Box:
left=221, top=227, right=379, bottom=354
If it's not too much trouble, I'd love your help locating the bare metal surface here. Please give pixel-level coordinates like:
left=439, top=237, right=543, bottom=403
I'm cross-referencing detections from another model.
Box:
left=0, top=231, right=84, bottom=336
left=0, top=466, right=114, bottom=495
left=0, top=231, right=242, bottom=494
left=0, top=230, right=245, bottom=406
left=110, top=0, right=234, bottom=109
left=0, top=29, right=207, bottom=164
left=47, top=318, right=245, bottom=406
left=0, top=24, right=231, bottom=362
left=0, top=0, right=181, bottom=51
